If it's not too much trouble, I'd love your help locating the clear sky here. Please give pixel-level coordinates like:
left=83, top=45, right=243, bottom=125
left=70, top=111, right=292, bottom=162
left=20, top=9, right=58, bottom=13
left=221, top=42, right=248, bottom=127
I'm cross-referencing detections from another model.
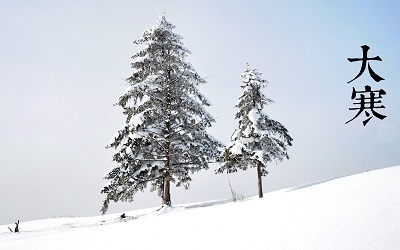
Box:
left=1, top=1, right=399, bottom=225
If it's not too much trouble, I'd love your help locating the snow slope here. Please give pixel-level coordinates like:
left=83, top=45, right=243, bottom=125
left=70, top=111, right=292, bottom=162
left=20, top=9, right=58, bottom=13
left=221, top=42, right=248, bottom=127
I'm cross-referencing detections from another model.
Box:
left=1, top=166, right=400, bottom=250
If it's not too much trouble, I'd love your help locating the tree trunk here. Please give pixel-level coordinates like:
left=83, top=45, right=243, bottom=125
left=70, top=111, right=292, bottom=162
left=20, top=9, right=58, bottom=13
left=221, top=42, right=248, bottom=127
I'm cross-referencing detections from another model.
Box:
left=257, top=164, right=263, bottom=198
left=162, top=172, right=171, bottom=206
left=162, top=49, right=172, bottom=207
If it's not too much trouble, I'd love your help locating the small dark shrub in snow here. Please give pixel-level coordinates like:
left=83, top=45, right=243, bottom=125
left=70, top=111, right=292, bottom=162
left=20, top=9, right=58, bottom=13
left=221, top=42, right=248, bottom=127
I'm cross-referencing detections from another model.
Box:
left=8, top=220, right=20, bottom=233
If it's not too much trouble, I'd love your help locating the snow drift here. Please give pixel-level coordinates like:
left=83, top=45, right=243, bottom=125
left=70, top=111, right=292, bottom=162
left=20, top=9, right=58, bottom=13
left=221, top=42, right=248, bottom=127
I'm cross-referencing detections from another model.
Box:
left=1, top=166, right=400, bottom=250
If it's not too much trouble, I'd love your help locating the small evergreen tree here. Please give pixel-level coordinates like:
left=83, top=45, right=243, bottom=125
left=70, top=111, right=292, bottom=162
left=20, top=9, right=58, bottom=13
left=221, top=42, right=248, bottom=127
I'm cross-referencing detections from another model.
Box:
left=101, top=13, right=223, bottom=214
left=216, top=63, right=292, bottom=198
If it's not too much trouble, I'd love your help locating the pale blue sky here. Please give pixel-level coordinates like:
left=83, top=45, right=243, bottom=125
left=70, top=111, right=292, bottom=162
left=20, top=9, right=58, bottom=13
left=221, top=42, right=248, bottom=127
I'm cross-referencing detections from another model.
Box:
left=1, top=1, right=399, bottom=225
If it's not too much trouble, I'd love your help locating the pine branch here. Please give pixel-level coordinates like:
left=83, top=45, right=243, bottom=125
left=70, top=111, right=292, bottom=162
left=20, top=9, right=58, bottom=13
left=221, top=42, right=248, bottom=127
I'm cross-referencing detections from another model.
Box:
left=170, top=65, right=189, bottom=84
left=127, top=175, right=163, bottom=185
left=122, top=79, right=169, bottom=106
left=170, top=161, right=216, bottom=166
left=131, top=158, right=165, bottom=162
left=172, top=119, right=204, bottom=131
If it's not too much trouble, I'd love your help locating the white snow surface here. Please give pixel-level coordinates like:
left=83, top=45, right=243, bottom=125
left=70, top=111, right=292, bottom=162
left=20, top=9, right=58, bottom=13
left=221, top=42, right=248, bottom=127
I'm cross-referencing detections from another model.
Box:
left=129, top=111, right=145, bottom=127
left=2, top=166, right=400, bottom=250
left=248, top=108, right=260, bottom=124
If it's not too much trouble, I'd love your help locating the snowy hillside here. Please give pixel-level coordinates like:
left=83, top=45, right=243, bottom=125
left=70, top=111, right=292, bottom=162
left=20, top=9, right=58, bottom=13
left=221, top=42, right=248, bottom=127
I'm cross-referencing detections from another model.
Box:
left=2, top=166, right=400, bottom=250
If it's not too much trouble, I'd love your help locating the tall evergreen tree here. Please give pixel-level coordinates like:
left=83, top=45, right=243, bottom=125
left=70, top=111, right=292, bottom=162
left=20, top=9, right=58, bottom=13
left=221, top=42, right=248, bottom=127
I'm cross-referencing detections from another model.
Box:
left=101, top=13, right=222, bottom=214
left=216, top=63, right=292, bottom=198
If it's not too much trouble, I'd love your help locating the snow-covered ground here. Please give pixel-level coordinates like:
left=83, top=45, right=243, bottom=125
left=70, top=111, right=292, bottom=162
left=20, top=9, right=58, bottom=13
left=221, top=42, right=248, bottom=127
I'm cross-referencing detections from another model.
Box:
left=2, top=166, right=400, bottom=250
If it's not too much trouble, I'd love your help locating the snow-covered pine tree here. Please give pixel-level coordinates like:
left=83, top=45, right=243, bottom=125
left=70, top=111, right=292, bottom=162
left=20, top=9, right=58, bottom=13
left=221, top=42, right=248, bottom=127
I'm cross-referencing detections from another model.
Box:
left=101, top=13, right=223, bottom=214
left=216, top=63, right=293, bottom=198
